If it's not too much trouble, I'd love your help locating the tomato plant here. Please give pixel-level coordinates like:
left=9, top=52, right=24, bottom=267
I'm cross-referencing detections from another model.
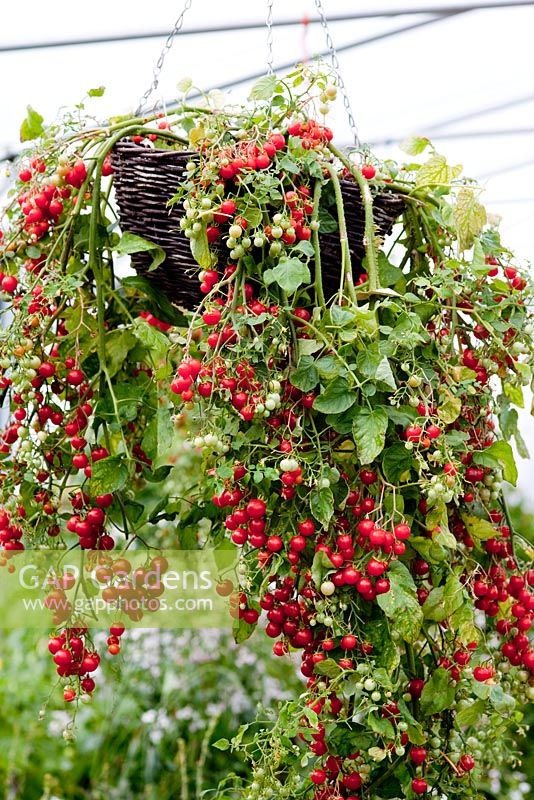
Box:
left=1, top=68, right=533, bottom=799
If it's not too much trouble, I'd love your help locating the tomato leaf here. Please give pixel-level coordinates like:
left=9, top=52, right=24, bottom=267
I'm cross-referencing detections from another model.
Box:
left=454, top=698, right=487, bottom=728
left=310, top=487, right=334, bottom=528
left=116, top=232, right=166, bottom=272
left=314, top=378, right=355, bottom=414
left=376, top=561, right=423, bottom=644
left=20, top=105, right=44, bottom=142
left=189, top=226, right=212, bottom=269
left=401, top=135, right=431, bottom=155
left=249, top=75, right=278, bottom=101
left=423, top=575, right=464, bottom=622
left=460, top=513, right=497, bottom=541
left=381, top=443, right=414, bottom=483
left=351, top=406, right=389, bottom=465
left=212, top=738, right=231, bottom=751
left=415, top=153, right=462, bottom=189
left=263, top=258, right=311, bottom=293
left=314, top=658, right=342, bottom=678
left=290, top=356, right=319, bottom=392
left=420, top=668, right=456, bottom=716
left=90, top=456, right=129, bottom=495
left=473, top=441, right=517, bottom=486
left=453, top=186, right=487, bottom=250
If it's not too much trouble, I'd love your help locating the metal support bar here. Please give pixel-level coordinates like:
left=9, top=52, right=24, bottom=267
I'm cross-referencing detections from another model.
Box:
left=1, top=1, right=533, bottom=53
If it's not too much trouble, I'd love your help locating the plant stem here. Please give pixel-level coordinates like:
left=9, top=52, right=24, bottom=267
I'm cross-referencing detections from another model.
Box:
left=311, top=179, right=326, bottom=307
left=322, top=161, right=356, bottom=304
left=328, top=143, right=380, bottom=293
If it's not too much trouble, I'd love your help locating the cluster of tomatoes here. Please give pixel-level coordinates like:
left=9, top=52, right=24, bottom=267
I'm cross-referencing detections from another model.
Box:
left=48, top=623, right=124, bottom=703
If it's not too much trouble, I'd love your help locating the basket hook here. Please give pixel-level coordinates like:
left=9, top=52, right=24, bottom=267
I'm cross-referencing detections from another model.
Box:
left=266, top=0, right=275, bottom=75
left=135, top=0, right=195, bottom=116
left=313, top=0, right=360, bottom=148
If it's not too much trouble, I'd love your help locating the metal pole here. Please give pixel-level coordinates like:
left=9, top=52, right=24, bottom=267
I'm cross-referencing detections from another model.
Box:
left=1, top=1, right=533, bottom=53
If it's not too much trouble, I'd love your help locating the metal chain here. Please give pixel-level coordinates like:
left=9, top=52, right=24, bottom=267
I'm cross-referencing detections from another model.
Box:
left=266, top=0, right=275, bottom=75
left=313, top=0, right=360, bottom=147
left=135, top=0, right=194, bottom=115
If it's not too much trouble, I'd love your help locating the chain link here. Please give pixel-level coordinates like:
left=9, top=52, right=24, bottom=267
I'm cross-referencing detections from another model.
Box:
left=266, top=0, right=275, bottom=75
left=135, top=0, right=194, bottom=115
left=313, top=0, right=360, bottom=147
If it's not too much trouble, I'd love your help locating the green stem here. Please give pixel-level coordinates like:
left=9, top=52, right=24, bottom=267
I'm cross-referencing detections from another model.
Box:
left=328, top=143, right=380, bottom=293
left=311, top=179, right=326, bottom=307
left=322, top=161, right=356, bottom=304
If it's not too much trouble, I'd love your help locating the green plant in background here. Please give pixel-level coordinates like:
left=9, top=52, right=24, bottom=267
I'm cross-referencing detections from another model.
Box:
left=0, top=627, right=302, bottom=800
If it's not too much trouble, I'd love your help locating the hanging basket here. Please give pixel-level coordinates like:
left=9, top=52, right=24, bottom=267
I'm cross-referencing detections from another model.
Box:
left=111, top=139, right=404, bottom=308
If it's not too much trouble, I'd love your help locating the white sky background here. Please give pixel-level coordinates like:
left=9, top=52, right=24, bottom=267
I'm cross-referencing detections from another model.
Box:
left=1, top=0, right=533, bottom=504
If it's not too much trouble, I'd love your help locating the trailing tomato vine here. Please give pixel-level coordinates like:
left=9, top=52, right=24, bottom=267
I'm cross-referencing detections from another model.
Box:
left=0, top=67, right=533, bottom=799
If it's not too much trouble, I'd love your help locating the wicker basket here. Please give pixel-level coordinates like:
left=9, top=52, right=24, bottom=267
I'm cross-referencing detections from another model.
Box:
left=111, top=140, right=404, bottom=308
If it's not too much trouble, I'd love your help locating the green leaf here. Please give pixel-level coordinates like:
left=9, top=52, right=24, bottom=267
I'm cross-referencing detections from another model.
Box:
left=88, top=86, right=105, bottom=97
left=423, top=575, right=464, bottom=622
left=471, top=238, right=487, bottom=271
left=318, top=207, right=338, bottom=233
left=385, top=406, right=418, bottom=427
left=410, top=536, right=447, bottom=564
left=290, top=356, right=319, bottom=392
left=453, top=187, right=487, bottom=250
left=401, top=135, right=431, bottom=155
left=330, top=305, right=357, bottom=327
left=212, top=738, right=230, bottom=751
left=451, top=601, right=481, bottom=645
left=503, top=381, right=524, bottom=408
left=473, top=441, right=517, bottom=486
left=233, top=617, right=256, bottom=644
left=351, top=406, right=389, bottom=465
left=375, top=357, right=397, bottom=390
left=90, top=456, right=129, bottom=495
left=263, top=258, right=311, bottom=293
left=310, top=487, right=334, bottom=528
left=176, top=77, right=193, bottom=93
left=20, top=105, right=44, bottom=142
left=142, top=406, right=175, bottom=465
left=315, top=356, right=340, bottom=380
left=131, top=317, right=169, bottom=366
left=314, top=659, right=342, bottom=678
left=314, top=378, right=355, bottom=414
left=353, top=305, right=379, bottom=337
left=376, top=561, right=423, bottom=644
left=461, top=513, right=497, bottom=541
left=278, top=154, right=300, bottom=174
left=437, top=391, right=462, bottom=424
left=366, top=617, right=400, bottom=672
left=415, top=153, right=462, bottom=188
left=124, top=499, right=145, bottom=524
left=382, top=443, right=414, bottom=483
left=190, top=226, right=212, bottom=269
left=104, top=330, right=137, bottom=377
left=489, top=685, right=516, bottom=714
left=367, top=713, right=395, bottom=739
left=396, top=698, right=426, bottom=745
left=292, top=240, right=314, bottom=257
left=249, top=74, right=278, bottom=100
left=454, top=698, right=486, bottom=728
left=121, top=275, right=187, bottom=325
left=378, top=252, right=402, bottom=288
left=420, top=668, right=456, bottom=716
left=116, top=232, right=166, bottom=272
left=311, top=550, right=334, bottom=587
